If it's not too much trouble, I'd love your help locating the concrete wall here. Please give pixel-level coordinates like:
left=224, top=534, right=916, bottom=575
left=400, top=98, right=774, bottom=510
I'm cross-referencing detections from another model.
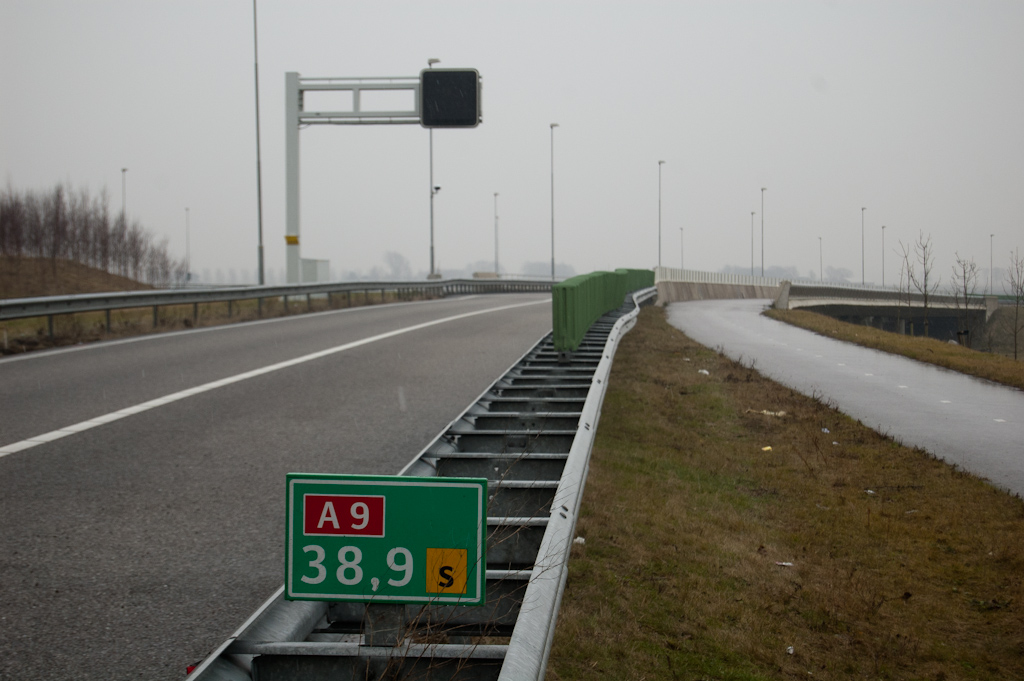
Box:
left=656, top=280, right=781, bottom=304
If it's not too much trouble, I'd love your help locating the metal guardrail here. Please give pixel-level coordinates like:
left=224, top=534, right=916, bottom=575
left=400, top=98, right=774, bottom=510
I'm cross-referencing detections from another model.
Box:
left=185, top=286, right=657, bottom=681
left=0, top=279, right=554, bottom=331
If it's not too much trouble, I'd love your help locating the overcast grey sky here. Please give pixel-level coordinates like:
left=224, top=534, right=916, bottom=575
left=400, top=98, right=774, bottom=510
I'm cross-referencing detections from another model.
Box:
left=2, top=1, right=1022, bottom=285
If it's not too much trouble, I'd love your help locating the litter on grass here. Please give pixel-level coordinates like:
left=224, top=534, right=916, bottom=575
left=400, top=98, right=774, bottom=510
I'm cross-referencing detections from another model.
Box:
left=698, top=369, right=710, bottom=375
left=573, top=537, right=586, bottom=545
left=761, top=446, right=773, bottom=452
left=745, top=409, right=787, bottom=417
left=775, top=561, right=794, bottom=567
left=821, top=428, right=830, bottom=433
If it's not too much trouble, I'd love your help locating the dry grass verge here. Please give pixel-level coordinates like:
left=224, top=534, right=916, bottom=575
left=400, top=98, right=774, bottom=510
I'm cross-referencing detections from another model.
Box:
left=765, top=309, right=1024, bottom=393
left=548, top=307, right=1024, bottom=680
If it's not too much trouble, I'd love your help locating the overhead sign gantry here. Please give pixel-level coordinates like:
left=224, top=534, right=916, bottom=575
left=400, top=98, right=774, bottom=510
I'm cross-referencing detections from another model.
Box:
left=284, top=68, right=481, bottom=283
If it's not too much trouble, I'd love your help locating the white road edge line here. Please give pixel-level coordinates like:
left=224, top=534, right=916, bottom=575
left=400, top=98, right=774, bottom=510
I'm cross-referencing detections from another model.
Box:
left=0, top=299, right=549, bottom=459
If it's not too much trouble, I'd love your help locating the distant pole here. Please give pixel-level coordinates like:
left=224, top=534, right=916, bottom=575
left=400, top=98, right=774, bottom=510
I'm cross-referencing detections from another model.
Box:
left=658, top=160, right=665, bottom=268
left=861, top=206, right=866, bottom=285
left=185, top=207, right=191, bottom=283
left=428, top=58, right=440, bottom=277
left=990, top=233, right=995, bottom=293
left=881, top=225, right=886, bottom=287
left=760, top=187, right=766, bottom=276
left=493, top=192, right=499, bottom=275
left=121, top=168, right=128, bottom=220
left=750, top=211, right=755, bottom=276
left=253, top=0, right=265, bottom=285
left=818, top=236, right=822, bottom=282
left=550, top=122, right=558, bottom=281
left=679, top=227, right=684, bottom=270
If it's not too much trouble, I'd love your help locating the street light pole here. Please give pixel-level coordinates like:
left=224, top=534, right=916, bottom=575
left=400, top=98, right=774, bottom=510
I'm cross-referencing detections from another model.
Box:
left=750, top=211, right=755, bottom=276
left=550, top=123, right=558, bottom=281
left=679, top=227, right=684, bottom=270
left=428, top=58, right=440, bottom=278
left=760, top=187, right=766, bottom=277
left=881, top=225, right=886, bottom=287
left=818, top=236, right=822, bottom=282
left=658, top=160, right=665, bottom=268
left=991, top=233, right=995, bottom=293
left=861, top=206, right=866, bottom=285
left=493, top=192, right=499, bottom=275
left=121, top=168, right=128, bottom=221
left=252, top=0, right=265, bottom=285
left=185, top=207, right=191, bottom=283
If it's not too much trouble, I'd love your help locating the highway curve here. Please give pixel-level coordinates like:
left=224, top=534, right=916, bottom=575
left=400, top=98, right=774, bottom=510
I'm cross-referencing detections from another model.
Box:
left=0, top=293, right=551, bottom=680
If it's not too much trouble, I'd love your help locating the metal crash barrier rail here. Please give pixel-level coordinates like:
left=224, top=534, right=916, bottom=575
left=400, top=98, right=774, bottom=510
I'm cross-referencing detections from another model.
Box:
left=0, top=278, right=554, bottom=334
left=187, top=285, right=657, bottom=681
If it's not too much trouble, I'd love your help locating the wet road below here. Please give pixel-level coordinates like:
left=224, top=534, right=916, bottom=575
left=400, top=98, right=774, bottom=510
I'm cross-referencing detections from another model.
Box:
left=666, top=299, right=1024, bottom=496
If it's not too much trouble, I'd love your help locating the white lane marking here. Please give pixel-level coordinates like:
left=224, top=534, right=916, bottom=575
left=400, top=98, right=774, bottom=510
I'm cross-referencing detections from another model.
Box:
left=994, top=419, right=1006, bottom=423
left=837, top=363, right=846, bottom=366
left=898, top=385, right=908, bottom=389
left=0, top=299, right=548, bottom=459
left=941, top=400, right=951, bottom=404
left=865, top=373, right=873, bottom=376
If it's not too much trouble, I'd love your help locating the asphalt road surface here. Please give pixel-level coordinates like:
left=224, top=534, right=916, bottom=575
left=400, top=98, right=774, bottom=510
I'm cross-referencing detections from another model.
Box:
left=666, top=299, right=1024, bottom=496
left=0, top=293, right=551, bottom=680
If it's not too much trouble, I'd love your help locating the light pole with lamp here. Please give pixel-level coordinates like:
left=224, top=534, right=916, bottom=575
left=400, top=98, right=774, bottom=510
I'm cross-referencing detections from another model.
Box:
left=493, top=192, right=499, bottom=275
left=861, top=206, right=866, bottom=285
left=881, top=225, right=886, bottom=287
left=658, top=160, right=665, bottom=268
left=185, top=207, right=191, bottom=283
left=428, top=58, right=440, bottom=278
left=121, top=168, right=128, bottom=221
left=750, top=211, right=755, bottom=276
left=991, top=233, right=995, bottom=293
left=550, top=123, right=558, bottom=281
left=818, top=236, right=823, bottom=282
left=760, top=187, right=766, bottom=276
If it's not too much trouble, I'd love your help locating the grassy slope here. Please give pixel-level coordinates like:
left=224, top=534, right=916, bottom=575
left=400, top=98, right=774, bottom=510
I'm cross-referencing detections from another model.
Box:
left=765, top=308, right=1024, bottom=393
left=548, top=307, right=1024, bottom=681
left=0, top=256, right=152, bottom=299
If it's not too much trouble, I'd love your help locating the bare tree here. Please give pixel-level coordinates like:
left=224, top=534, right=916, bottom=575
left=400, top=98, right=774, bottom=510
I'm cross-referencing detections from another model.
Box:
left=44, top=184, right=69, bottom=274
left=0, top=183, right=25, bottom=258
left=1006, top=248, right=1024, bottom=361
left=907, top=230, right=940, bottom=337
left=896, top=240, right=914, bottom=333
left=949, top=252, right=980, bottom=347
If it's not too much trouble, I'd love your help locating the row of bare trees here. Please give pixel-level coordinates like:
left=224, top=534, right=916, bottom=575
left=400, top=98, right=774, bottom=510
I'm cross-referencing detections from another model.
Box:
left=894, top=230, right=1024, bottom=356
left=0, top=183, right=187, bottom=287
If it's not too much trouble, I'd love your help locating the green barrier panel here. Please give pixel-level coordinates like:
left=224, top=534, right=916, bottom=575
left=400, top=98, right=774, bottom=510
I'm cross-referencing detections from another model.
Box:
left=552, top=268, right=654, bottom=352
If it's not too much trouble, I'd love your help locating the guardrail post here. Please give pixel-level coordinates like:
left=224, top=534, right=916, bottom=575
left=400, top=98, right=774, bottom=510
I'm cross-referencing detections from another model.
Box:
left=48, top=314, right=54, bottom=338
left=105, top=309, right=111, bottom=333
left=284, top=295, right=289, bottom=312
left=346, top=290, right=351, bottom=307
left=364, top=604, right=408, bottom=647
left=153, top=305, right=159, bottom=328
left=195, top=302, right=201, bottom=322
left=306, top=293, right=312, bottom=311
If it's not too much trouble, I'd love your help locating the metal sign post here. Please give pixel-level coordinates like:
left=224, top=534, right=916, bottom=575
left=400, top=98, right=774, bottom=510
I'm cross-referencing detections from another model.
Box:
left=284, top=69, right=481, bottom=283
left=285, top=473, right=487, bottom=605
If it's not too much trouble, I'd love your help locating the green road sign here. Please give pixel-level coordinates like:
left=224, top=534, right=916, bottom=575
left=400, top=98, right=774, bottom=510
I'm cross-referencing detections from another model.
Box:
left=285, top=473, right=487, bottom=605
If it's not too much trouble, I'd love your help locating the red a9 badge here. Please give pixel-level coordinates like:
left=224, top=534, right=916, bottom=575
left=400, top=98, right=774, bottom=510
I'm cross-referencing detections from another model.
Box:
left=303, top=495, right=385, bottom=537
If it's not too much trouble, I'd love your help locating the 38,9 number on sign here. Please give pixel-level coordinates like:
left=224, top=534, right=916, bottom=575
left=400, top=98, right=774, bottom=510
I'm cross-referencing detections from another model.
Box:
left=285, top=473, right=485, bottom=605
